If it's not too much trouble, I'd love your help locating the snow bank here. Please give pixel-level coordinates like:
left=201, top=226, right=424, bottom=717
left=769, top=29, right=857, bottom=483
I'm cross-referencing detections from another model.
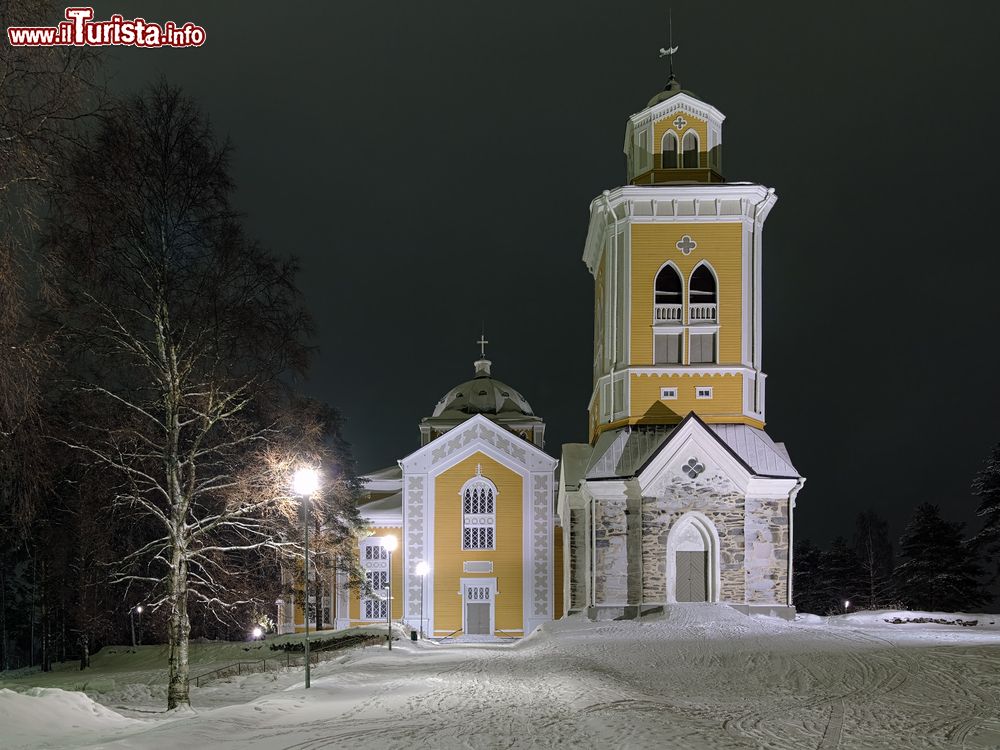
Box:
left=0, top=687, right=139, bottom=749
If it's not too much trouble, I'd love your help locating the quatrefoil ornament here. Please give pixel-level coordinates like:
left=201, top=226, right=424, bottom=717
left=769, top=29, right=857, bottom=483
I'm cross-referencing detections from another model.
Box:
left=683, top=457, right=706, bottom=479
left=673, top=115, right=688, bottom=130
left=676, top=234, right=697, bottom=255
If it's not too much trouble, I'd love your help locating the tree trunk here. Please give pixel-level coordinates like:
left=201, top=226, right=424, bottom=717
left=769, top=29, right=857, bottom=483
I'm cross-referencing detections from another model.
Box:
left=0, top=561, right=7, bottom=671
left=79, top=632, right=89, bottom=670
left=166, top=550, right=191, bottom=709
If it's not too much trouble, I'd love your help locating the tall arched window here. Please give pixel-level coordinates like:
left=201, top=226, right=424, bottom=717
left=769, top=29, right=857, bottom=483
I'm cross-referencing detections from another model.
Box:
left=461, top=470, right=497, bottom=550
left=682, top=131, right=699, bottom=168
left=689, top=263, right=718, bottom=364
left=689, top=263, right=717, bottom=315
left=661, top=132, right=678, bottom=168
left=654, top=264, right=682, bottom=322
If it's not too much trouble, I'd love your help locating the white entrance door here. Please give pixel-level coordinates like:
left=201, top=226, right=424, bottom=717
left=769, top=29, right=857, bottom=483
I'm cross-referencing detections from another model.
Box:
left=463, top=582, right=493, bottom=635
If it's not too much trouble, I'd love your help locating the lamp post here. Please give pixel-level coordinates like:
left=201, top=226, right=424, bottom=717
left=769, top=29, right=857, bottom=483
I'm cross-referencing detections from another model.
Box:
left=414, top=561, right=430, bottom=639
left=136, top=606, right=143, bottom=646
left=293, top=467, right=320, bottom=689
left=383, top=534, right=398, bottom=650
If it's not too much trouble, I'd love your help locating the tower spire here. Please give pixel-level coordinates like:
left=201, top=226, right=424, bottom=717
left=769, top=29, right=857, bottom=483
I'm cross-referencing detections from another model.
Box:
left=658, top=9, right=679, bottom=89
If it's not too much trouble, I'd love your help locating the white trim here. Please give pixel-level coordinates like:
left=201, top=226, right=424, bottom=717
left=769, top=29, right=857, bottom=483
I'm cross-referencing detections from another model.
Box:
left=696, top=386, right=714, bottom=399
left=459, top=472, right=498, bottom=551
left=660, top=387, right=678, bottom=400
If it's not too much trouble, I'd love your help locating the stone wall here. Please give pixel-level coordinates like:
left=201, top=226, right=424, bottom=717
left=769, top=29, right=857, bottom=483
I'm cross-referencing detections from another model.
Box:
left=641, top=468, right=746, bottom=603
left=593, top=493, right=629, bottom=604
left=744, top=497, right=789, bottom=605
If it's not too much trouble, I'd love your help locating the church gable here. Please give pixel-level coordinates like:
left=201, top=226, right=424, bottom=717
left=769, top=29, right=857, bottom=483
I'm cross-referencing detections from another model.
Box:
left=401, top=413, right=557, bottom=476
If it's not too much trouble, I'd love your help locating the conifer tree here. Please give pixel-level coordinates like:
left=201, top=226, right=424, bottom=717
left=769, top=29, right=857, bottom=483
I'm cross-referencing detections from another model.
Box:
left=852, top=510, right=895, bottom=609
left=894, top=503, right=990, bottom=612
left=971, top=443, right=1000, bottom=574
left=792, top=539, right=825, bottom=614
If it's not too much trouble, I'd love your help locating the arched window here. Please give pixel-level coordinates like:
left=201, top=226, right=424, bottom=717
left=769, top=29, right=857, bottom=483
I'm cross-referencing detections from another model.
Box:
left=654, top=264, right=682, bottom=322
left=661, top=132, right=678, bottom=168
left=682, top=131, right=699, bottom=168
left=461, top=470, right=497, bottom=550
left=689, top=263, right=717, bottom=324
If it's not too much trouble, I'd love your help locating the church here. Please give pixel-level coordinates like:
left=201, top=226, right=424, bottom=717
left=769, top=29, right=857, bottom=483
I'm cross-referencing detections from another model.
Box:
left=279, top=61, right=804, bottom=636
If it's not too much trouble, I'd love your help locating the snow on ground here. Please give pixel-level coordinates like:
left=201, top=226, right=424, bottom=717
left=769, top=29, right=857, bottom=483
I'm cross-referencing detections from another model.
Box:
left=3, top=605, right=1000, bottom=749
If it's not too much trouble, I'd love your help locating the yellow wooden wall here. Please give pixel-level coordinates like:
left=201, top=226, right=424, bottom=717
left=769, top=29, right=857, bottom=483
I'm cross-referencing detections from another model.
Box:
left=433, top=452, right=523, bottom=635
left=629, top=374, right=754, bottom=425
left=349, top=526, right=404, bottom=623
left=652, top=110, right=708, bottom=168
left=630, top=221, right=742, bottom=367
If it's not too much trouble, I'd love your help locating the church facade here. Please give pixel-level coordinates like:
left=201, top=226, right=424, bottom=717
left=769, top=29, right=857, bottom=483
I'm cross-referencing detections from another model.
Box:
left=280, top=67, right=803, bottom=636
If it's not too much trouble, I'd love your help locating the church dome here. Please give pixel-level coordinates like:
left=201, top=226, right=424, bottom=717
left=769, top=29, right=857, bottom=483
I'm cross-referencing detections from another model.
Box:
left=431, top=358, right=535, bottom=418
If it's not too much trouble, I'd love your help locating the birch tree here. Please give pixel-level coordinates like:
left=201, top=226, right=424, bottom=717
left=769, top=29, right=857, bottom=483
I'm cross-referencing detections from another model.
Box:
left=47, top=82, right=362, bottom=708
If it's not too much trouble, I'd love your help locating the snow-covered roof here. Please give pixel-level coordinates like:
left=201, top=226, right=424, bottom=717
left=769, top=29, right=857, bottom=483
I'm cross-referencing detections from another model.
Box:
left=585, top=416, right=800, bottom=481
left=708, top=424, right=799, bottom=479
left=357, top=490, right=402, bottom=524
left=559, top=444, right=593, bottom=490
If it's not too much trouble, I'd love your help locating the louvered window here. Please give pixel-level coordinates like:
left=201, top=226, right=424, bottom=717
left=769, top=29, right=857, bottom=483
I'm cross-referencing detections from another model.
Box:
left=461, top=474, right=497, bottom=550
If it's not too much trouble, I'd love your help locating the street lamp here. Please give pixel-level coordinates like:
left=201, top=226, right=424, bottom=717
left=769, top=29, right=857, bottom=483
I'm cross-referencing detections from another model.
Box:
left=130, top=605, right=144, bottom=649
left=414, top=561, right=430, bottom=639
left=383, top=534, right=398, bottom=650
left=293, top=467, right=320, bottom=689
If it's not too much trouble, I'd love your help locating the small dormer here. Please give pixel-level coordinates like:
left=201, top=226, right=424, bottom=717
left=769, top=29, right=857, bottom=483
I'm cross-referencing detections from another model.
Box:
left=624, top=77, right=725, bottom=185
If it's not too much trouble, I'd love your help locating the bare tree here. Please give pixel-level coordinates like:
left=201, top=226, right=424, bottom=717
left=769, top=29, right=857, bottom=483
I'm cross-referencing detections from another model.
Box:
left=46, top=82, right=362, bottom=709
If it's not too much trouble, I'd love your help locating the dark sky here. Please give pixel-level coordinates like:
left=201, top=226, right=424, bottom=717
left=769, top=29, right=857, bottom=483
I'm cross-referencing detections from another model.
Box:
left=86, top=1, right=999, bottom=546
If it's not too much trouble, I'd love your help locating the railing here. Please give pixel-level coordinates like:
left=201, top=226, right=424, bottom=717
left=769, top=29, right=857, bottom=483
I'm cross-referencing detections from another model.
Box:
left=654, top=303, right=682, bottom=323
left=689, top=303, right=717, bottom=322
left=188, top=633, right=380, bottom=687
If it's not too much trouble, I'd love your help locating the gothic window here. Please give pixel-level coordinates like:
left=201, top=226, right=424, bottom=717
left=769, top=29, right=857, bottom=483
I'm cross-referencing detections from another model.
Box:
left=654, top=264, right=683, bottom=323
left=682, top=131, right=699, bottom=168
left=661, top=132, right=678, bottom=168
left=360, top=539, right=390, bottom=620
left=461, top=472, right=497, bottom=550
left=689, top=263, right=718, bottom=323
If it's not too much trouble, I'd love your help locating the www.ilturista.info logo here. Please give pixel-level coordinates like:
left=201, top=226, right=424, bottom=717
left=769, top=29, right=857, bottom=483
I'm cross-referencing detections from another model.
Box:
left=7, top=7, right=205, bottom=47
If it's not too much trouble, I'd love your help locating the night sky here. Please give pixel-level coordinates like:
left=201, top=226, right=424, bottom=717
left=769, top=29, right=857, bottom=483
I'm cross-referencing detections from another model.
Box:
left=88, top=1, right=999, bottom=546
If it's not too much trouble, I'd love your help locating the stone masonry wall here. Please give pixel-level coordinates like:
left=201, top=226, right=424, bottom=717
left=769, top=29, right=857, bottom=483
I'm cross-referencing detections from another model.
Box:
left=642, top=468, right=746, bottom=603
left=745, top=497, right=789, bottom=605
left=594, top=493, right=629, bottom=605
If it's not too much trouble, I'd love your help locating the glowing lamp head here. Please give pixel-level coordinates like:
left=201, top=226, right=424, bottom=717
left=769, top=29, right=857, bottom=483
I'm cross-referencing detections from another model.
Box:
left=415, top=561, right=430, bottom=576
left=383, top=534, right=398, bottom=553
left=844, top=600, right=851, bottom=609
left=293, top=467, right=320, bottom=496
left=252, top=626, right=263, bottom=639
left=135, top=605, right=143, bottom=614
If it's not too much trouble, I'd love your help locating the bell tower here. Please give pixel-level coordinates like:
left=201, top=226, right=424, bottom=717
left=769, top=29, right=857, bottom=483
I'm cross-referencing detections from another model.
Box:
left=583, top=58, right=778, bottom=443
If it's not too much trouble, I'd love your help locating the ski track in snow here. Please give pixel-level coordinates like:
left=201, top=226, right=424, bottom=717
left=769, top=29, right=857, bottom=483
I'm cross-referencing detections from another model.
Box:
left=3, top=606, right=1000, bottom=750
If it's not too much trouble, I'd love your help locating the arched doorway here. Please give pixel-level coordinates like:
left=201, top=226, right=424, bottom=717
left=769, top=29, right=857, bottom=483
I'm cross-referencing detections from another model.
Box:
left=665, top=512, right=721, bottom=603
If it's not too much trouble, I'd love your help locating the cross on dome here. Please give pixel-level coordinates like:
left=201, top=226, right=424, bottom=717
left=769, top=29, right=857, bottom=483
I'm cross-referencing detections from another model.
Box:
left=477, top=332, right=489, bottom=359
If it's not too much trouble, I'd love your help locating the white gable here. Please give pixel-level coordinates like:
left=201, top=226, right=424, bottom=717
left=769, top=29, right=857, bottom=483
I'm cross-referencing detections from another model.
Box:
left=400, top=413, right=557, bottom=475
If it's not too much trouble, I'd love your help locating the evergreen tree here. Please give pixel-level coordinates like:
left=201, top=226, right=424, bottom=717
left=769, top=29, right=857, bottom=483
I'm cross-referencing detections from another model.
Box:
left=971, top=443, right=1000, bottom=575
left=819, top=537, right=864, bottom=613
left=894, top=503, right=990, bottom=612
left=852, top=510, right=895, bottom=609
left=792, top=539, right=826, bottom=614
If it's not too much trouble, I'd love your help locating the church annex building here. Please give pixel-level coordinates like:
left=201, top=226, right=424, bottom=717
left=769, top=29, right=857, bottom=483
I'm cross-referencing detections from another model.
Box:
left=278, top=69, right=805, bottom=637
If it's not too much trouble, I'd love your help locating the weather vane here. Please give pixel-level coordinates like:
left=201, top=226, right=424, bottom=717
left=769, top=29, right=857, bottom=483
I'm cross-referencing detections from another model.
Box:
left=658, top=9, right=678, bottom=81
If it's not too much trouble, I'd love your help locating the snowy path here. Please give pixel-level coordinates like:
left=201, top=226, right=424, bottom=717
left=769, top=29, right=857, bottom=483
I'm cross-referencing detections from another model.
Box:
left=4, top=606, right=1000, bottom=749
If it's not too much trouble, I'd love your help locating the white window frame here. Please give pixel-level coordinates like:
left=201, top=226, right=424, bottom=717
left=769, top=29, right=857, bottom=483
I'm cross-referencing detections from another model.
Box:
left=696, top=386, right=714, bottom=400
left=660, top=387, right=678, bottom=400
left=360, top=537, right=390, bottom=621
left=460, top=471, right=498, bottom=551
